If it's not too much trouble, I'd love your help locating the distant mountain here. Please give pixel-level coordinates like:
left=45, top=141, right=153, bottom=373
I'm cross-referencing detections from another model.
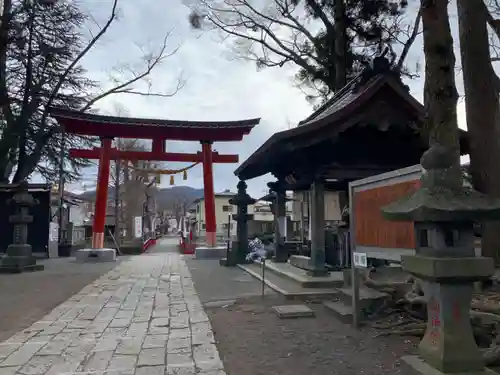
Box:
left=154, top=186, right=204, bottom=209
left=78, top=185, right=203, bottom=209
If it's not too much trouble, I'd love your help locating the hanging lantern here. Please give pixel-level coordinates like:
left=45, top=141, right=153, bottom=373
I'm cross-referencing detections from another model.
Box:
left=183, top=169, right=188, bottom=180
left=170, top=175, right=175, bottom=185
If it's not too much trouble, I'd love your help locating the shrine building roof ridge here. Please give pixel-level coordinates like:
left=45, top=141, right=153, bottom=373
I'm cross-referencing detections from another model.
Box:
left=49, top=107, right=261, bottom=142
left=234, top=56, right=469, bottom=180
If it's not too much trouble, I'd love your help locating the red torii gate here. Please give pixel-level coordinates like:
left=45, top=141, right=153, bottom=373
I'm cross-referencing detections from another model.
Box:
left=50, top=107, right=260, bottom=249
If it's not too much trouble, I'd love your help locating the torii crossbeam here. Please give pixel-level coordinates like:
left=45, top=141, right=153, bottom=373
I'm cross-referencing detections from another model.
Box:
left=50, top=107, right=260, bottom=250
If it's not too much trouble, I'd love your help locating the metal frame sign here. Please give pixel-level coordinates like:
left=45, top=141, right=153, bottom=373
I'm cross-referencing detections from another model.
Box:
left=353, top=252, right=367, bottom=268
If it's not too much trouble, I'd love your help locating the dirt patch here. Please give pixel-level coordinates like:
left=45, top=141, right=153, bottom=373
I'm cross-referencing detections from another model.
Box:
left=0, top=257, right=123, bottom=342
left=207, top=295, right=418, bottom=375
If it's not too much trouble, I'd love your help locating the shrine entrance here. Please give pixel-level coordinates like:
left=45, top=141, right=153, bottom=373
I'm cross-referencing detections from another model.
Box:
left=50, top=108, right=260, bottom=249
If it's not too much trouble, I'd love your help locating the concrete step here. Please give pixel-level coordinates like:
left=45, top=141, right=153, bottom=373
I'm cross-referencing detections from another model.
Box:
left=239, top=263, right=339, bottom=300
left=323, top=300, right=353, bottom=324
left=259, top=260, right=344, bottom=289
left=336, top=286, right=389, bottom=310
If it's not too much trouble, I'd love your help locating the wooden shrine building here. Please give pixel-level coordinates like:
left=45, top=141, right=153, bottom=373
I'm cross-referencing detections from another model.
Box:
left=235, top=56, right=469, bottom=275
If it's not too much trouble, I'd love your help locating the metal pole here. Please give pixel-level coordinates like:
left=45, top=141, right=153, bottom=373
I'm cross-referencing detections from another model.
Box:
left=261, top=257, right=266, bottom=298
left=57, top=129, right=66, bottom=245
left=226, top=214, right=231, bottom=259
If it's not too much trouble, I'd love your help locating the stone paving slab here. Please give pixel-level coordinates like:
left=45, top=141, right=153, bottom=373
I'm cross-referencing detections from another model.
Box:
left=272, top=304, right=315, bottom=319
left=0, top=253, right=226, bottom=375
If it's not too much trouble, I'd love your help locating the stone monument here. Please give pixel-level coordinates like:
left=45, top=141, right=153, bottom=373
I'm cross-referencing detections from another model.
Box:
left=382, top=144, right=500, bottom=375
left=221, top=180, right=256, bottom=266
left=0, top=182, right=44, bottom=273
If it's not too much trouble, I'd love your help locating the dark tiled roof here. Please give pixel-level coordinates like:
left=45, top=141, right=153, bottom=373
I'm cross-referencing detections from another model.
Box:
left=49, top=107, right=260, bottom=129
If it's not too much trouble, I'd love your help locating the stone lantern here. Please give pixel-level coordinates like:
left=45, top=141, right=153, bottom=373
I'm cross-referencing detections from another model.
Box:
left=0, top=182, right=44, bottom=273
left=382, top=145, right=500, bottom=374
left=222, top=180, right=256, bottom=266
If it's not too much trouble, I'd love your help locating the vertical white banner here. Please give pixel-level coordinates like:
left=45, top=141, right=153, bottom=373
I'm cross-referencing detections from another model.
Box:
left=134, top=216, right=143, bottom=238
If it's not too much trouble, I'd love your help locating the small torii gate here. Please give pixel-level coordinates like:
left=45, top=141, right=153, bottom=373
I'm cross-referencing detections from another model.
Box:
left=50, top=108, right=260, bottom=249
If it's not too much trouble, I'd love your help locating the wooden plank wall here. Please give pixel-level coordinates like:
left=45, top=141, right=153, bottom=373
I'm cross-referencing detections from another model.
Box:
left=354, top=180, right=420, bottom=249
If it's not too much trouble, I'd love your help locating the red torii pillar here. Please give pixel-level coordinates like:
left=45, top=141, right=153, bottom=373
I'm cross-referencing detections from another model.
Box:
left=92, top=137, right=113, bottom=249
left=201, top=141, right=217, bottom=247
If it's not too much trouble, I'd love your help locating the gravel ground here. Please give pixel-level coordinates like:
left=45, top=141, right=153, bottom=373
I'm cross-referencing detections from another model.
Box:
left=206, top=295, right=418, bottom=375
left=0, top=256, right=124, bottom=342
left=185, top=258, right=418, bottom=375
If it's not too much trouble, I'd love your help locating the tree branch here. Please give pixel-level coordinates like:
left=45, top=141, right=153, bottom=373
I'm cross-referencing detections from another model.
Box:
left=80, top=33, right=183, bottom=111
left=396, top=9, right=422, bottom=72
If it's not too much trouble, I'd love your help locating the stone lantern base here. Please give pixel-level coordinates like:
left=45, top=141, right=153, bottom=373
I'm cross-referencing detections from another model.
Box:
left=402, top=254, right=494, bottom=375
left=0, top=244, right=44, bottom=273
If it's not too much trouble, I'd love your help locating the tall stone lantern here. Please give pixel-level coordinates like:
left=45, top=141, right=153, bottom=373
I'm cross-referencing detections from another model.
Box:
left=382, top=145, right=500, bottom=374
left=222, top=180, right=256, bottom=266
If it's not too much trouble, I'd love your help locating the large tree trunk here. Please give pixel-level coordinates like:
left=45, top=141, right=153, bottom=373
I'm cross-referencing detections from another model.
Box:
left=420, top=0, right=461, bottom=186
left=457, top=0, right=500, bottom=264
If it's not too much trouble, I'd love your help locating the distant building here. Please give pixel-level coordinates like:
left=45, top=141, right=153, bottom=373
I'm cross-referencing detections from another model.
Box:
left=189, top=189, right=293, bottom=240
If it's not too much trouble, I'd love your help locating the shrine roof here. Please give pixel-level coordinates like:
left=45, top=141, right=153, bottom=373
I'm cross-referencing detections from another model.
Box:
left=234, top=57, right=469, bottom=181
left=49, top=107, right=260, bottom=142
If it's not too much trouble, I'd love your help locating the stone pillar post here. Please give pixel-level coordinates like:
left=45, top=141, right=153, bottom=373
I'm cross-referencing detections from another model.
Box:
left=308, top=177, right=329, bottom=276
left=223, top=180, right=256, bottom=266
left=382, top=145, right=499, bottom=375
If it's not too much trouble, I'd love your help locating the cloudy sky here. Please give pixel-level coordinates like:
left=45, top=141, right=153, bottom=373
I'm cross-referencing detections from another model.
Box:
left=60, top=0, right=469, bottom=198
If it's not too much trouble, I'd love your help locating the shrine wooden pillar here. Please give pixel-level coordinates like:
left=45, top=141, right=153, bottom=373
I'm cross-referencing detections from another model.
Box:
left=201, top=141, right=217, bottom=247
left=92, top=137, right=113, bottom=249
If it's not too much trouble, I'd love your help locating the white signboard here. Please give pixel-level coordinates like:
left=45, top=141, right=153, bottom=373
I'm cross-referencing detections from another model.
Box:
left=134, top=216, right=143, bottom=238
left=353, top=252, right=368, bottom=268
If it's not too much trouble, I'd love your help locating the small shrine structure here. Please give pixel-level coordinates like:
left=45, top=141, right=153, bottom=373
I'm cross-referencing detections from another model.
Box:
left=234, top=56, right=469, bottom=279
left=50, top=108, right=260, bottom=254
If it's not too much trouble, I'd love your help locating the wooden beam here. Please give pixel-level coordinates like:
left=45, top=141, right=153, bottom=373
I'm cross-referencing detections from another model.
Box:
left=69, top=148, right=239, bottom=163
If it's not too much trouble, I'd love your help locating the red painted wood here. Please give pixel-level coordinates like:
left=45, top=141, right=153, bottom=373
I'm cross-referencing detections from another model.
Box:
left=92, top=138, right=112, bottom=249
left=152, top=138, right=165, bottom=153
left=69, top=148, right=239, bottom=163
left=202, top=142, right=217, bottom=247
left=57, top=120, right=254, bottom=141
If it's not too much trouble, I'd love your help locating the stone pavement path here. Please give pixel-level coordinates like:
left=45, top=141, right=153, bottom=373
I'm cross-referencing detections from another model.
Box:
left=0, top=251, right=225, bottom=375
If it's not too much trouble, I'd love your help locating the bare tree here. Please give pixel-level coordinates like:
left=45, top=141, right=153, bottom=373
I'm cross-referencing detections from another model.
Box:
left=110, top=138, right=162, bottom=242
left=0, top=0, right=184, bottom=183
left=188, top=0, right=421, bottom=102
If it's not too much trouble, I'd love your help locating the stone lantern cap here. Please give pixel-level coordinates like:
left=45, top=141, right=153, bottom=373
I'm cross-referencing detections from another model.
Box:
left=9, top=182, right=38, bottom=207
left=229, top=180, right=256, bottom=206
left=382, top=144, right=500, bottom=222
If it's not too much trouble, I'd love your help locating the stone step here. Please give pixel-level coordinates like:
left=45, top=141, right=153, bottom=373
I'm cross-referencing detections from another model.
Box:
left=257, top=259, right=344, bottom=289
left=323, top=300, right=353, bottom=324
left=239, top=263, right=339, bottom=300
left=336, top=286, right=389, bottom=310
